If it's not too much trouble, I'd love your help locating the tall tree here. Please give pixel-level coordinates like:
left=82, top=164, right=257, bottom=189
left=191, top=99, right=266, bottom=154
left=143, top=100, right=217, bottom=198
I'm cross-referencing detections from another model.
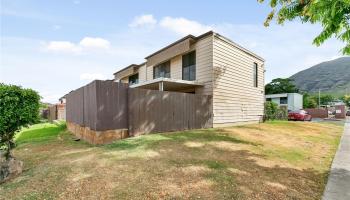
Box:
left=341, top=95, right=350, bottom=107
left=265, top=78, right=299, bottom=94
left=259, top=0, right=350, bottom=55
left=303, top=93, right=317, bottom=108
left=319, top=94, right=335, bottom=106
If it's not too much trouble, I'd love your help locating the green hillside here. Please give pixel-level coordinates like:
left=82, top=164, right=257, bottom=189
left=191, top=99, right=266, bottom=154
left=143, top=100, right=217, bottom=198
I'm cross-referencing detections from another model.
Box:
left=290, top=57, right=350, bottom=97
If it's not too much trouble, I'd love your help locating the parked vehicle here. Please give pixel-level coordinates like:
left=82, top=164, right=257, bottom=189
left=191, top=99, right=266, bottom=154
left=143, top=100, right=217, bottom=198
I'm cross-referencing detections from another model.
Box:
left=346, top=110, right=350, bottom=116
left=288, top=110, right=312, bottom=121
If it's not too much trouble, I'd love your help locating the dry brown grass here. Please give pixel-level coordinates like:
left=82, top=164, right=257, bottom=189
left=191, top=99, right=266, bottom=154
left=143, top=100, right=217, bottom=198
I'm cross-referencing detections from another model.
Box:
left=0, top=121, right=343, bottom=200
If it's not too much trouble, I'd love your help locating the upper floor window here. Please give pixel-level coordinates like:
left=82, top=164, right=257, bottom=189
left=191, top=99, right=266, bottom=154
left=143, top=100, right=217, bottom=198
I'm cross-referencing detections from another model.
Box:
left=129, top=73, right=139, bottom=85
left=182, top=51, right=196, bottom=81
left=153, top=61, right=170, bottom=79
left=253, top=63, right=258, bottom=87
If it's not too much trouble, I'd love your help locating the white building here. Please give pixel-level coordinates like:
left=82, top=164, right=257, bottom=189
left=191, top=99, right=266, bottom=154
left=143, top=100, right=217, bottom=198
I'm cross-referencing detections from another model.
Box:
left=265, top=93, right=303, bottom=111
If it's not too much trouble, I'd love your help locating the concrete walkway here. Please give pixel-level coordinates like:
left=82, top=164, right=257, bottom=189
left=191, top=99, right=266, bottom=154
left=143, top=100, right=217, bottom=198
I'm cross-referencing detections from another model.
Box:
left=323, top=117, right=350, bottom=200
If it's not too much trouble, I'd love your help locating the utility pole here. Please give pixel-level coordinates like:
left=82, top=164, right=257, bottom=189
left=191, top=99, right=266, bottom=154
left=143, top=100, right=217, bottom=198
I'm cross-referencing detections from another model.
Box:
left=318, top=89, right=321, bottom=109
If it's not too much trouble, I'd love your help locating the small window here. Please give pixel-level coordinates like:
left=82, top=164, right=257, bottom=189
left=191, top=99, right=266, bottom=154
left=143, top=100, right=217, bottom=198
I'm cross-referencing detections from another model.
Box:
left=280, top=97, right=288, bottom=104
left=128, top=73, right=139, bottom=85
left=153, top=61, right=170, bottom=79
left=253, top=63, right=258, bottom=87
left=266, top=98, right=271, bottom=102
left=182, top=51, right=196, bottom=81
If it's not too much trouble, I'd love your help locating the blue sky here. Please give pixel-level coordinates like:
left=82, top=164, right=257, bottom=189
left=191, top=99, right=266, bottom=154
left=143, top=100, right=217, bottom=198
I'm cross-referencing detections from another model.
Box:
left=0, top=0, right=344, bottom=103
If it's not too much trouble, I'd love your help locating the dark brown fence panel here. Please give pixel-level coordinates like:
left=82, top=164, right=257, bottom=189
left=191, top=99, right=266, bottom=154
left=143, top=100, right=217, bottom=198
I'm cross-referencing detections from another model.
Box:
left=95, top=80, right=128, bottom=131
left=66, top=86, right=85, bottom=126
left=48, top=105, right=57, bottom=122
left=83, top=81, right=97, bottom=130
left=128, top=88, right=213, bottom=136
left=304, top=108, right=328, bottom=118
left=66, top=80, right=128, bottom=131
left=335, top=105, right=346, bottom=119
left=67, top=80, right=212, bottom=136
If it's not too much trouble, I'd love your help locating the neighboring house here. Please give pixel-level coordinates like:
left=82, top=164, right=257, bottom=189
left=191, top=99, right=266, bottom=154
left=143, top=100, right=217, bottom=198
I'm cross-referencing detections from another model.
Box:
left=265, top=93, right=303, bottom=111
left=114, top=31, right=265, bottom=127
left=329, top=100, right=345, bottom=106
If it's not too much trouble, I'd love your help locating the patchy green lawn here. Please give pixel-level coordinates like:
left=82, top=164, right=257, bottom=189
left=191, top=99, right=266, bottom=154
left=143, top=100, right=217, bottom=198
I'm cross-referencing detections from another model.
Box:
left=0, top=120, right=344, bottom=200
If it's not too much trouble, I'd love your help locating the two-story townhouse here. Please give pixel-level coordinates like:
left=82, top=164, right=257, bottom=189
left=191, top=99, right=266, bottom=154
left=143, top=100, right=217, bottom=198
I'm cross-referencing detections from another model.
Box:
left=114, top=31, right=265, bottom=127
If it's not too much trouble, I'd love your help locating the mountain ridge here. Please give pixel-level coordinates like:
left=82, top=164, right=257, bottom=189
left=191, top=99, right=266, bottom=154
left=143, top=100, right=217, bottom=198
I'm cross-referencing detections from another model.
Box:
left=290, top=57, right=350, bottom=96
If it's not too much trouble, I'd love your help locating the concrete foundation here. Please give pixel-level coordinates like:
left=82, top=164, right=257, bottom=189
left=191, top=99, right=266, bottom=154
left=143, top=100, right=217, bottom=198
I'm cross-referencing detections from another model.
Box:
left=67, top=122, right=128, bottom=145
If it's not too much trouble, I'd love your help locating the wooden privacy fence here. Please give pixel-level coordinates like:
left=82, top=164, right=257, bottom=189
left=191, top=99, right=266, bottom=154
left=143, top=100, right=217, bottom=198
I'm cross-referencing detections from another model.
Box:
left=304, top=108, right=328, bottom=118
left=128, top=88, right=212, bottom=136
left=66, top=80, right=129, bottom=131
left=66, top=80, right=213, bottom=139
left=48, top=104, right=66, bottom=121
left=48, top=105, right=57, bottom=122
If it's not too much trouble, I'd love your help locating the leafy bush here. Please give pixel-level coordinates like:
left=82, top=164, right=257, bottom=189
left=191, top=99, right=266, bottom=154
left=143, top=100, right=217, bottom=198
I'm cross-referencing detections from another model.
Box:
left=264, top=101, right=288, bottom=121
left=0, top=83, right=40, bottom=159
left=341, top=95, right=350, bottom=107
left=303, top=93, right=317, bottom=108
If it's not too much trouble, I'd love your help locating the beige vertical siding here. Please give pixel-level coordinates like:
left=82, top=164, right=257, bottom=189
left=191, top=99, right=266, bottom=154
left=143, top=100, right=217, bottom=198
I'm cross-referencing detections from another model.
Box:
left=212, top=34, right=264, bottom=126
left=120, top=77, right=129, bottom=84
left=170, top=55, right=182, bottom=79
left=193, top=35, right=213, bottom=96
left=138, top=64, right=147, bottom=83
left=144, top=34, right=214, bottom=96
left=146, top=65, right=153, bottom=81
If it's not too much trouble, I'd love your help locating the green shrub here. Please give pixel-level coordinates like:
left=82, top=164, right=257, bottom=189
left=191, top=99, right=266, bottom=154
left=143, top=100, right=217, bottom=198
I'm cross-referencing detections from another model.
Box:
left=264, top=101, right=288, bottom=121
left=0, top=83, right=40, bottom=159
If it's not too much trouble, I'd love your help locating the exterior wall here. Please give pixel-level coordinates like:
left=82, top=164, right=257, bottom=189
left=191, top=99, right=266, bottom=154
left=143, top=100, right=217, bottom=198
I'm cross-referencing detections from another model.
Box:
left=266, top=93, right=303, bottom=111
left=138, top=64, right=147, bottom=83
left=193, top=35, right=214, bottom=96
left=170, top=55, right=182, bottom=79
left=212, top=34, right=265, bottom=126
left=57, top=104, right=66, bottom=121
left=146, top=64, right=153, bottom=81
left=144, top=35, right=214, bottom=96
left=120, top=76, right=128, bottom=84
left=113, top=32, right=265, bottom=127
left=287, top=93, right=303, bottom=111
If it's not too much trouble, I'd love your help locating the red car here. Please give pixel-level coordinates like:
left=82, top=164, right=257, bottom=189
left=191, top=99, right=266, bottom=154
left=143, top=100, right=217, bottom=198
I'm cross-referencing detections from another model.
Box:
left=288, top=110, right=312, bottom=121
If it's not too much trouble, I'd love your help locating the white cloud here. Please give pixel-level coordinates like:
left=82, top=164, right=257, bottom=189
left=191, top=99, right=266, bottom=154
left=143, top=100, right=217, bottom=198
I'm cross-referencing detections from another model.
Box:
left=46, top=41, right=81, bottom=53
left=40, top=93, right=62, bottom=103
left=2, top=17, right=345, bottom=106
left=129, top=14, right=157, bottom=28
left=79, top=37, right=110, bottom=49
left=44, top=37, right=110, bottom=54
left=79, top=73, right=106, bottom=81
left=159, top=17, right=212, bottom=36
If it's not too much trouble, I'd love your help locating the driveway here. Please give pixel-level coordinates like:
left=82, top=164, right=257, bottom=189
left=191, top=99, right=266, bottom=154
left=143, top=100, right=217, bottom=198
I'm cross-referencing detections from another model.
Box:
left=323, top=117, right=350, bottom=200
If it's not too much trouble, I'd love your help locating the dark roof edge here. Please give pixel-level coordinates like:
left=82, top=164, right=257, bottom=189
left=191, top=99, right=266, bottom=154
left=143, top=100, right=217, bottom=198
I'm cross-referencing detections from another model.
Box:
left=144, top=31, right=214, bottom=59
left=113, top=31, right=214, bottom=76
left=113, top=62, right=146, bottom=75
left=213, top=33, right=265, bottom=62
